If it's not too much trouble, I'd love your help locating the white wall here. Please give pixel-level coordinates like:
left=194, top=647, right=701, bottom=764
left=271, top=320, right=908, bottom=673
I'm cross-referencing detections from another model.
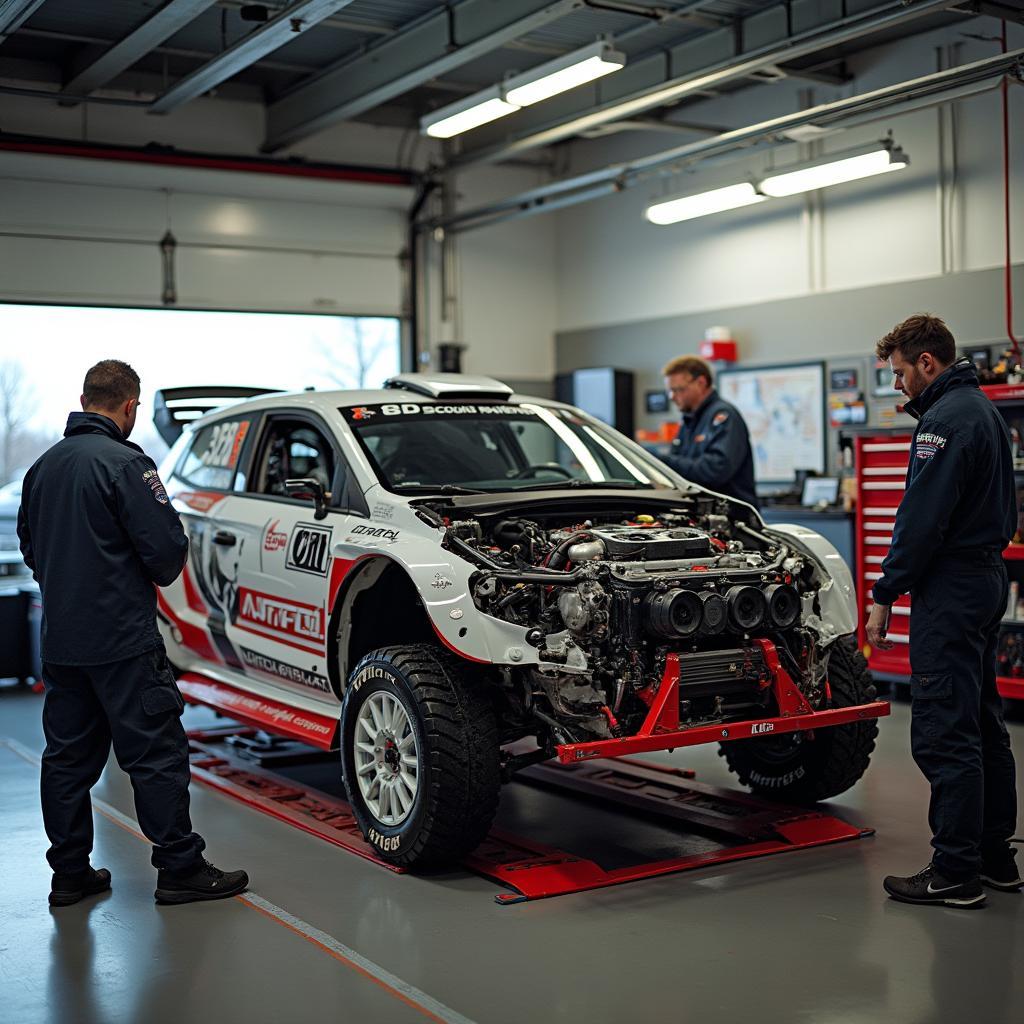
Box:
left=0, top=91, right=561, bottom=379
left=550, top=19, right=1024, bottom=337
left=421, top=163, right=559, bottom=382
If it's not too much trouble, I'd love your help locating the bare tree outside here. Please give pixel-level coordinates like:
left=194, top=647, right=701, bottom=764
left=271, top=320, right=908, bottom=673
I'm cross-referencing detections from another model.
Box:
left=318, top=319, right=391, bottom=389
left=0, top=360, right=38, bottom=484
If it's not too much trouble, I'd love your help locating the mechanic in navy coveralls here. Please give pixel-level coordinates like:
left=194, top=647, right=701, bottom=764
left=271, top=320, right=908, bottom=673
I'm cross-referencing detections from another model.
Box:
left=865, top=315, right=1020, bottom=908
left=661, top=355, right=759, bottom=509
left=18, top=359, right=247, bottom=907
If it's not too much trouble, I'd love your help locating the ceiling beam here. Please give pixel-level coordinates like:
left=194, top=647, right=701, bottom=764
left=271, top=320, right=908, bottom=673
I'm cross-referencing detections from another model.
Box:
left=149, top=0, right=357, bottom=115
left=0, top=0, right=47, bottom=40
left=433, top=46, right=1024, bottom=233
left=62, top=1, right=219, bottom=104
left=263, top=0, right=585, bottom=152
left=449, top=0, right=966, bottom=167
left=956, top=0, right=1024, bottom=24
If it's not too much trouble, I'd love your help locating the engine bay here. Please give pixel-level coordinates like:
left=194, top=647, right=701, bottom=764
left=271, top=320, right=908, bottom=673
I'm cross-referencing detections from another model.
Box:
left=430, top=493, right=836, bottom=746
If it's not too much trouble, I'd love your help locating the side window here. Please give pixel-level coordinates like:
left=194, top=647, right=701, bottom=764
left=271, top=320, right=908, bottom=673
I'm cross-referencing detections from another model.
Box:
left=176, top=418, right=252, bottom=490
left=252, top=418, right=338, bottom=499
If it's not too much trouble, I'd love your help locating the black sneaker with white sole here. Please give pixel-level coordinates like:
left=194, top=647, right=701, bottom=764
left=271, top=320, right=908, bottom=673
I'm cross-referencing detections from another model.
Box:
left=981, top=850, right=1023, bottom=892
left=49, top=866, right=112, bottom=907
left=883, top=863, right=986, bottom=908
left=155, top=858, right=249, bottom=905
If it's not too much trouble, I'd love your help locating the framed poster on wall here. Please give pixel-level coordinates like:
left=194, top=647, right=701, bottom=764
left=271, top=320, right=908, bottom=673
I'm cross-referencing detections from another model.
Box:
left=717, top=361, right=826, bottom=484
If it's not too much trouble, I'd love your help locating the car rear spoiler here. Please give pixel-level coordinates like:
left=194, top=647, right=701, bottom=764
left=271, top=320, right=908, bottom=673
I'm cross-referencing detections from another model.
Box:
left=153, top=386, right=281, bottom=445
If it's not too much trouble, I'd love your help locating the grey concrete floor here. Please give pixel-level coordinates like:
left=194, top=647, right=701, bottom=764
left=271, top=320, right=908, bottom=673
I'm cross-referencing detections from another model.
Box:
left=1, top=684, right=1022, bottom=1024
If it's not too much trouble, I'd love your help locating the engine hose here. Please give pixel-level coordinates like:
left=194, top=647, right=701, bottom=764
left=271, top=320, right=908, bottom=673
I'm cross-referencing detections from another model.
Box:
left=544, top=531, right=593, bottom=570
left=486, top=568, right=588, bottom=586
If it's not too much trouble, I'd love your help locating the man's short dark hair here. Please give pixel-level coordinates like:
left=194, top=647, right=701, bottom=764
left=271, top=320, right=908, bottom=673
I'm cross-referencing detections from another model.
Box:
left=662, top=355, right=714, bottom=385
left=82, top=360, right=141, bottom=410
left=876, top=314, right=956, bottom=366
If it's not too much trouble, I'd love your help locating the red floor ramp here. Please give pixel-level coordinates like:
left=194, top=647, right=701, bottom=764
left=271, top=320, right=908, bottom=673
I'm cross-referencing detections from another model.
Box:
left=186, top=729, right=872, bottom=905
left=468, top=758, right=873, bottom=905
left=186, top=727, right=406, bottom=874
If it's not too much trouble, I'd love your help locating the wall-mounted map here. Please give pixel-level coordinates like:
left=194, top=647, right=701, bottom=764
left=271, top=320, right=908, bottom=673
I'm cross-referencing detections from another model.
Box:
left=718, top=362, right=825, bottom=483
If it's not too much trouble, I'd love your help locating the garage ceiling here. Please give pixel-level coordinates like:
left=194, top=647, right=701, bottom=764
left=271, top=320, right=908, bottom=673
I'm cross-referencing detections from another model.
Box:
left=1, top=0, right=1020, bottom=164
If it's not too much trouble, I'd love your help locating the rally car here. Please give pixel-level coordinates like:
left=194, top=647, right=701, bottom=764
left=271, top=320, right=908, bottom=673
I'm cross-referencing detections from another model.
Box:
left=154, top=375, right=887, bottom=868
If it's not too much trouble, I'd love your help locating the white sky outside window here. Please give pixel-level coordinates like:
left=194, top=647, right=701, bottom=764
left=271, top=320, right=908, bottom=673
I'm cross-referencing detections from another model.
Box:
left=0, top=304, right=400, bottom=472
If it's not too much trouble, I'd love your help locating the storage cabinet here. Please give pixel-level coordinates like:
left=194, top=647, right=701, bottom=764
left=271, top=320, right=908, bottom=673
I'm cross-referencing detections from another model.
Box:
left=854, top=387, right=1024, bottom=700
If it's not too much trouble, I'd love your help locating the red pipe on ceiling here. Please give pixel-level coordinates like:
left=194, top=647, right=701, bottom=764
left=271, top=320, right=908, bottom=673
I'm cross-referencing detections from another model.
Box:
left=0, top=133, right=418, bottom=187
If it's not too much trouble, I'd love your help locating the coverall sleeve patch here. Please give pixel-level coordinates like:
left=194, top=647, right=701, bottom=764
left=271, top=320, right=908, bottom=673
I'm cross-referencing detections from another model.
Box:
left=914, top=431, right=948, bottom=461
left=142, top=468, right=169, bottom=504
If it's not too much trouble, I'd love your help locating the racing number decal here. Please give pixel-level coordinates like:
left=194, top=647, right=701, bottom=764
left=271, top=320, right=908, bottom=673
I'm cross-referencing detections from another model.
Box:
left=201, top=419, right=251, bottom=470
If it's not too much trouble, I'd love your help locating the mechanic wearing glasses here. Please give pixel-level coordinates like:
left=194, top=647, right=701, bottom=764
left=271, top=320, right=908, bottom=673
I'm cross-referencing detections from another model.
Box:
left=866, top=314, right=1020, bottom=907
left=18, top=359, right=248, bottom=907
left=661, top=355, right=758, bottom=509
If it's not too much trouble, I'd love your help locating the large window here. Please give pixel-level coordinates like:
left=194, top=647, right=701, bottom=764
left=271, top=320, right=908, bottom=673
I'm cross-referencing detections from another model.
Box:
left=0, top=304, right=400, bottom=481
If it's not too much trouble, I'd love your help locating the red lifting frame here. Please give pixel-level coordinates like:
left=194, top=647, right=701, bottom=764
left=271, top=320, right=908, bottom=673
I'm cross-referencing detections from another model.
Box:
left=556, top=641, right=889, bottom=764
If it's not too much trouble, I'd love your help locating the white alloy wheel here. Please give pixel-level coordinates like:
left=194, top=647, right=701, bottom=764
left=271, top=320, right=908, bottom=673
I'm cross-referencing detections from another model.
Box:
left=353, top=690, right=419, bottom=826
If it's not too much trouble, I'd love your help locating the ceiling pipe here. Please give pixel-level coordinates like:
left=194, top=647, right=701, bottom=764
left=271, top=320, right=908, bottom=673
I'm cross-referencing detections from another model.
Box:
left=0, top=133, right=419, bottom=187
left=429, top=47, right=1024, bottom=234
left=447, top=0, right=966, bottom=169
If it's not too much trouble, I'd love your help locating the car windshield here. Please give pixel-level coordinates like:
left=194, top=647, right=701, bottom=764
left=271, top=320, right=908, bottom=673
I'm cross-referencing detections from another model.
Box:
left=341, top=401, right=677, bottom=494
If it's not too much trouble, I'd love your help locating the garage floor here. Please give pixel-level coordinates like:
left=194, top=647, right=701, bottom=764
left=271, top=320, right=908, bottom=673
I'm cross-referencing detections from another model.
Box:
left=2, top=686, right=1022, bottom=1024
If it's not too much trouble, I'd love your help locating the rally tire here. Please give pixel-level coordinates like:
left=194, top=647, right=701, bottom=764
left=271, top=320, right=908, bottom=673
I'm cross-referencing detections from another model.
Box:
left=719, top=636, right=878, bottom=803
left=340, top=644, right=500, bottom=869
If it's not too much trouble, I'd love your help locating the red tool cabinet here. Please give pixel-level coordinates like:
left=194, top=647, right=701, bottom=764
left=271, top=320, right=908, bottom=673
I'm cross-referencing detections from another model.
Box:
left=854, top=386, right=1024, bottom=700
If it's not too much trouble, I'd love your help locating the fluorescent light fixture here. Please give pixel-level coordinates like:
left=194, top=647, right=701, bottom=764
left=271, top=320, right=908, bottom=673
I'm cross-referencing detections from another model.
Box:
left=504, top=40, right=626, bottom=107
left=421, top=85, right=520, bottom=139
left=420, top=39, right=626, bottom=138
left=645, top=182, right=766, bottom=225
left=759, top=141, right=909, bottom=197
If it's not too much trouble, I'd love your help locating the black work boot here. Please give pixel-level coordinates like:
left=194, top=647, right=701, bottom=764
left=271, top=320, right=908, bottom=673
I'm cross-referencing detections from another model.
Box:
left=883, top=863, right=986, bottom=908
left=154, top=858, right=249, bottom=905
left=49, top=866, right=112, bottom=907
left=981, top=848, right=1023, bottom=892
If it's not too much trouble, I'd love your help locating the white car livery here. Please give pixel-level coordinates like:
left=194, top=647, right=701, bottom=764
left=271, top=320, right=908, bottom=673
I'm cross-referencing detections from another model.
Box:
left=155, top=374, right=887, bottom=868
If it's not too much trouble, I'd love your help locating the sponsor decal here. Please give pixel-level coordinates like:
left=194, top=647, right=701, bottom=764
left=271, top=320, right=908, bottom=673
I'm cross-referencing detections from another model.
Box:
left=188, top=685, right=332, bottom=736
left=368, top=828, right=401, bottom=851
left=350, top=524, right=400, bottom=543
left=240, top=646, right=331, bottom=694
left=750, top=722, right=775, bottom=735
left=238, top=587, right=324, bottom=644
left=343, top=403, right=537, bottom=422
left=712, top=411, right=729, bottom=426
left=142, top=467, right=169, bottom=504
left=263, top=519, right=288, bottom=552
left=176, top=491, right=226, bottom=513
left=201, top=419, right=251, bottom=469
left=286, top=522, right=332, bottom=576
left=431, top=573, right=453, bottom=590
left=371, top=502, right=395, bottom=521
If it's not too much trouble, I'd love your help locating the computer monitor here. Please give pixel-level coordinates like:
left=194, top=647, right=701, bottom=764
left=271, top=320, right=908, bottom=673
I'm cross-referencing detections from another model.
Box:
left=801, top=476, right=839, bottom=506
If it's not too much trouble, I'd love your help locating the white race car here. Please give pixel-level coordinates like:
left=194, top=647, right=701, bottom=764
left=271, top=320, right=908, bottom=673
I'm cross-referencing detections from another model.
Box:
left=155, top=375, right=887, bottom=868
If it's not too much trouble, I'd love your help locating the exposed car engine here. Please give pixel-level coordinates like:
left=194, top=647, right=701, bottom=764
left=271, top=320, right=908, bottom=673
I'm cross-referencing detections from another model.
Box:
left=436, top=495, right=834, bottom=746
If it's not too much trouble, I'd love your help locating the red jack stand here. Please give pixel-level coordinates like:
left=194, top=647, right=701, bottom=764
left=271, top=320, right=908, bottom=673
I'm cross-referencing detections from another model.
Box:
left=186, top=728, right=872, bottom=904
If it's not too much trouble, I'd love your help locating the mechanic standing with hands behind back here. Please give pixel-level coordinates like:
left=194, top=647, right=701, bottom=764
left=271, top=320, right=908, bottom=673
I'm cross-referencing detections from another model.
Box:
left=661, top=355, right=759, bottom=509
left=18, top=359, right=248, bottom=907
left=865, top=315, right=1020, bottom=908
